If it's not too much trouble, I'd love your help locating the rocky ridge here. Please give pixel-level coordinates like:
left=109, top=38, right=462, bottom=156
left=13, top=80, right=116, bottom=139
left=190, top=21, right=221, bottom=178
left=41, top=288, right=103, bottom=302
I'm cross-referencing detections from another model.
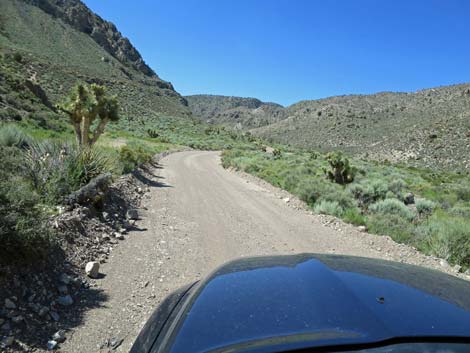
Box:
left=23, top=0, right=156, bottom=79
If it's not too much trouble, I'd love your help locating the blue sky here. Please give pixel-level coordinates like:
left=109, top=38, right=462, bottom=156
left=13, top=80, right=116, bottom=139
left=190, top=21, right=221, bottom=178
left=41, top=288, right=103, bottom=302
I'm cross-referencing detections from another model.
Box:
left=83, top=0, right=470, bottom=106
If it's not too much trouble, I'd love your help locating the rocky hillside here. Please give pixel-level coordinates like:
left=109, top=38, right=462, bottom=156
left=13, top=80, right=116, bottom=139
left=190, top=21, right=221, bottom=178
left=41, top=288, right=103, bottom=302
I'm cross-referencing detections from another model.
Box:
left=0, top=0, right=190, bottom=127
left=251, top=85, right=470, bottom=170
left=186, top=94, right=287, bottom=129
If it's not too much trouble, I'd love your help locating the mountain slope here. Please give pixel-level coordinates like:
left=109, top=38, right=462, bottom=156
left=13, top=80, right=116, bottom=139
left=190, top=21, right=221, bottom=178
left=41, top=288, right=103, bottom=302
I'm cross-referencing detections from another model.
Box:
left=186, top=94, right=287, bottom=129
left=0, top=0, right=190, bottom=126
left=252, top=85, right=470, bottom=170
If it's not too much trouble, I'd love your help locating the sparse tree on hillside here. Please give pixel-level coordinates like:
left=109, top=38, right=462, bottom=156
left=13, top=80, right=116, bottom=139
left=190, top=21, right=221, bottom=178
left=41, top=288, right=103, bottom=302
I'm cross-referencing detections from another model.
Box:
left=57, top=83, right=119, bottom=147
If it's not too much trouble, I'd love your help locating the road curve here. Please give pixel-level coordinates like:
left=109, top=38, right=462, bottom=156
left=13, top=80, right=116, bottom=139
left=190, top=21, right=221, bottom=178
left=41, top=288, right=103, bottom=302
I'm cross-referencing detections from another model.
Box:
left=60, top=150, right=457, bottom=353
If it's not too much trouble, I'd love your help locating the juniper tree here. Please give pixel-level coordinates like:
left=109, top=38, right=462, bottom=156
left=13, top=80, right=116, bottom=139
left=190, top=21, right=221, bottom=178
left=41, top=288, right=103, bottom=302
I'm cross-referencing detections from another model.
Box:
left=58, top=83, right=119, bottom=147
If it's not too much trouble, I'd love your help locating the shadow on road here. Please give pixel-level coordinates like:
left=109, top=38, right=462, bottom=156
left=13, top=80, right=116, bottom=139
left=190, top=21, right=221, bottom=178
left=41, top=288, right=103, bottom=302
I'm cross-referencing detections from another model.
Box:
left=131, top=163, right=172, bottom=188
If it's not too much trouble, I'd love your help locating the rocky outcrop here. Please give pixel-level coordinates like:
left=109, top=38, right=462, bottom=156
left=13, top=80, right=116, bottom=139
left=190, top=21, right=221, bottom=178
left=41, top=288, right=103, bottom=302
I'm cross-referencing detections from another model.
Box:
left=23, top=0, right=156, bottom=78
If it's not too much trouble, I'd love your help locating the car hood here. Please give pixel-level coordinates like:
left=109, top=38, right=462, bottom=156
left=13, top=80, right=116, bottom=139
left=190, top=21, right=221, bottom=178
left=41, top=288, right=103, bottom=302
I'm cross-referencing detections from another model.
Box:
left=158, top=254, right=470, bottom=353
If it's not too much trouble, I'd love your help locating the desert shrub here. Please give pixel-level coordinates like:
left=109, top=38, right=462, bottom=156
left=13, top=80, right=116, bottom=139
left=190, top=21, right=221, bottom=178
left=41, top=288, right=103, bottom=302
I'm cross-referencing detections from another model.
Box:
left=309, top=150, right=319, bottom=160
left=13, top=52, right=23, bottom=63
left=147, top=129, right=159, bottom=138
left=323, top=151, right=356, bottom=184
left=449, top=204, right=470, bottom=218
left=388, top=178, right=406, bottom=196
left=455, top=185, right=470, bottom=202
left=416, top=199, right=437, bottom=215
left=348, top=179, right=387, bottom=207
left=272, top=148, right=282, bottom=160
left=0, top=147, right=52, bottom=263
left=296, top=179, right=355, bottom=210
left=119, top=144, right=153, bottom=173
left=416, top=215, right=470, bottom=268
left=369, top=198, right=416, bottom=221
left=0, top=124, right=31, bottom=148
left=26, top=141, right=112, bottom=202
left=314, top=200, right=343, bottom=217
left=343, top=207, right=366, bottom=226
left=366, top=213, right=415, bottom=243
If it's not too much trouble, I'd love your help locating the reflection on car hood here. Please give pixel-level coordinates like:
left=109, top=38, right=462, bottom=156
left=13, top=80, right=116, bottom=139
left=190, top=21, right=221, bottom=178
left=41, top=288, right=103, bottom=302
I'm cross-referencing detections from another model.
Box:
left=163, top=254, right=470, bottom=353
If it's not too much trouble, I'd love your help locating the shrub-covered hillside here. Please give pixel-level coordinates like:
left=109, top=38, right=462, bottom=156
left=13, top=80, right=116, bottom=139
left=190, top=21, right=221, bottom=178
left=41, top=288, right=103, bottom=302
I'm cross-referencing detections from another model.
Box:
left=254, top=86, right=470, bottom=171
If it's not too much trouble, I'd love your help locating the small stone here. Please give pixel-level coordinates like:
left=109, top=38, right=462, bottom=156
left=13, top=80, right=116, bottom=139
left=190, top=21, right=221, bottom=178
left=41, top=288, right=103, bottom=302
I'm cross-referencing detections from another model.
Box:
left=85, top=261, right=100, bottom=278
left=58, top=285, right=68, bottom=294
left=114, top=232, right=125, bottom=240
left=101, top=234, right=111, bottom=241
left=52, top=330, right=66, bottom=343
left=59, top=273, right=71, bottom=285
left=453, top=264, right=462, bottom=273
left=11, top=316, right=23, bottom=324
left=1, top=322, right=11, bottom=331
left=57, top=295, right=73, bottom=306
left=4, top=298, right=16, bottom=309
left=126, top=209, right=139, bottom=220
left=404, top=192, right=415, bottom=205
left=50, top=311, right=60, bottom=322
left=0, top=336, right=14, bottom=348
left=283, top=197, right=290, bottom=203
left=38, top=307, right=49, bottom=317
left=0, top=319, right=4, bottom=325
left=357, top=225, right=367, bottom=232
left=47, top=340, right=58, bottom=350
left=440, top=259, right=449, bottom=268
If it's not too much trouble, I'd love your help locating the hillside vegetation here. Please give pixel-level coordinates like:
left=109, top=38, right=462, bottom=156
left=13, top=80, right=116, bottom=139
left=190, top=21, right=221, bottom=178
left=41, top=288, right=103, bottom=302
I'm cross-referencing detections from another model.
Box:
left=189, top=87, right=470, bottom=171
left=223, top=147, right=470, bottom=271
left=186, top=94, right=287, bottom=129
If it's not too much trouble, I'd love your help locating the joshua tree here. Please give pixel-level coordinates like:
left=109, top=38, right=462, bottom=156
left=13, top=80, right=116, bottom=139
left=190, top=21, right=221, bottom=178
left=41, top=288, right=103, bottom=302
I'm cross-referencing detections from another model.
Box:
left=323, top=151, right=356, bottom=184
left=58, top=84, right=119, bottom=147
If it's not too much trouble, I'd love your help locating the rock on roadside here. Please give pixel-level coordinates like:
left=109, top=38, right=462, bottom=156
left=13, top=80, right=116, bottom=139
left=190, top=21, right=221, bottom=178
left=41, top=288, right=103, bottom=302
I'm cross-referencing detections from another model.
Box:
left=85, top=261, right=100, bottom=278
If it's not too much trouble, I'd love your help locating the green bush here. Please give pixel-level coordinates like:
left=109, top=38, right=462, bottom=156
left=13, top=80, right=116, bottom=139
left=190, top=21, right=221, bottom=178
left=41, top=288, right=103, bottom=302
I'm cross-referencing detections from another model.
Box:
left=366, top=213, right=415, bottom=243
left=314, top=200, right=343, bottom=217
left=323, top=151, right=356, bottom=184
left=0, top=146, right=52, bottom=263
left=26, top=141, right=112, bottom=202
left=416, top=215, right=470, bottom=268
left=0, top=124, right=31, bottom=148
left=388, top=178, right=406, bottom=196
left=343, top=207, right=366, bottom=225
left=272, top=148, right=282, bottom=160
left=416, top=199, right=437, bottom=215
left=296, top=179, right=355, bottom=210
left=119, top=144, right=153, bottom=173
left=369, top=198, right=416, bottom=221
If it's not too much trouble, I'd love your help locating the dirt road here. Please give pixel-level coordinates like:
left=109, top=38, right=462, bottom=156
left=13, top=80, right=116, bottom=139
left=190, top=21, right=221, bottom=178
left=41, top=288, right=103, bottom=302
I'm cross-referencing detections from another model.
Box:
left=60, top=151, right=458, bottom=352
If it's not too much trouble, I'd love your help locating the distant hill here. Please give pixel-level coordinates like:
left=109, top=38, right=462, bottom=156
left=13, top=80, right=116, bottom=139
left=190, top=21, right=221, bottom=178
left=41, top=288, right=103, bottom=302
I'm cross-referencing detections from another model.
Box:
left=0, top=0, right=190, bottom=127
left=186, top=87, right=470, bottom=170
left=185, top=95, right=287, bottom=129
left=253, top=85, right=470, bottom=170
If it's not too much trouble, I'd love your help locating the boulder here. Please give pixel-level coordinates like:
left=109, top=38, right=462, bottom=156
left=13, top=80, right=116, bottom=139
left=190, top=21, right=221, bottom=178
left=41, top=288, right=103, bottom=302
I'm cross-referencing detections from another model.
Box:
left=126, top=209, right=139, bottom=220
left=57, top=295, right=73, bottom=307
left=4, top=298, right=16, bottom=310
left=404, top=192, right=415, bottom=205
left=85, top=261, right=100, bottom=278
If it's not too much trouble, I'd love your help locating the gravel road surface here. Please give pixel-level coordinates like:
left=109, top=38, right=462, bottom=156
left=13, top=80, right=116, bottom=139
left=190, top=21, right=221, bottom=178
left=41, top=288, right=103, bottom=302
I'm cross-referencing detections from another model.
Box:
left=60, top=150, right=462, bottom=352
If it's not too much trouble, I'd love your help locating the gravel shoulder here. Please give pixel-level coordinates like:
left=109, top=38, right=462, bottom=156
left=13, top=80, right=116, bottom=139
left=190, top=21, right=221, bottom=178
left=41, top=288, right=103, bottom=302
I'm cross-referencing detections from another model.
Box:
left=59, top=150, right=467, bottom=352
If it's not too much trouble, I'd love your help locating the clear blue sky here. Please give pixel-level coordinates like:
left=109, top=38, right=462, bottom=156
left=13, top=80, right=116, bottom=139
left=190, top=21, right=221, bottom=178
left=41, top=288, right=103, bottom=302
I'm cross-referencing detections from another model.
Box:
left=83, top=0, right=470, bottom=106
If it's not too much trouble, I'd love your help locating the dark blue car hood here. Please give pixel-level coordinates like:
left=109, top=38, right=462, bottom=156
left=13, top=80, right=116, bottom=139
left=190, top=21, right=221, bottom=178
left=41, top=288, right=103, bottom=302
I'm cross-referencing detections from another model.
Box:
left=154, top=254, right=470, bottom=353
